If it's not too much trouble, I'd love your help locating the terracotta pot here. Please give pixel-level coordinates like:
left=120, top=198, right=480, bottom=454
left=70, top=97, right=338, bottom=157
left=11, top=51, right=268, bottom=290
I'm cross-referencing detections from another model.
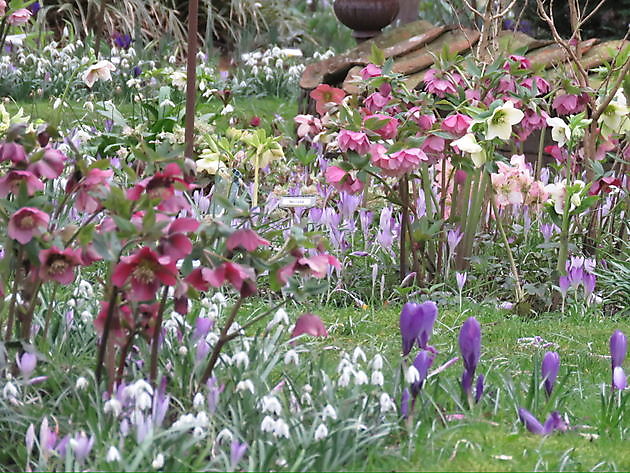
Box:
left=333, top=0, right=400, bottom=40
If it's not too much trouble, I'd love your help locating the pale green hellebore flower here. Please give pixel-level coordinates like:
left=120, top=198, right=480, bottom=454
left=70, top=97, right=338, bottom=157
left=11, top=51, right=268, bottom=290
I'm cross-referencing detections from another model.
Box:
left=451, top=133, right=487, bottom=168
left=485, top=101, right=524, bottom=141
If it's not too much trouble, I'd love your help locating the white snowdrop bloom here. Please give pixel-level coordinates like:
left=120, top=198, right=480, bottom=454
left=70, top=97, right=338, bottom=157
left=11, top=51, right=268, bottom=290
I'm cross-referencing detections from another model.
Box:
left=106, top=446, right=121, bottom=462
left=233, top=351, right=250, bottom=369
left=212, top=293, right=227, bottom=306
left=53, top=98, right=62, bottom=109
left=337, top=356, right=353, bottom=373
left=103, top=397, right=122, bottom=416
left=236, top=380, right=255, bottom=394
left=172, top=413, right=196, bottom=430
left=136, top=391, right=152, bottom=411
left=379, top=393, right=395, bottom=413
left=304, top=384, right=313, bottom=393
left=371, top=371, right=384, bottom=387
left=284, top=349, right=299, bottom=366
left=193, top=426, right=205, bottom=438
left=193, top=393, right=205, bottom=410
left=178, top=346, right=188, bottom=357
left=261, top=415, right=275, bottom=433
left=352, top=347, right=367, bottom=364
left=75, top=377, right=89, bottom=390
left=322, top=404, right=337, bottom=420
left=152, top=453, right=165, bottom=469
left=2, top=382, right=18, bottom=399
left=261, top=395, right=282, bottom=415
left=269, top=308, right=289, bottom=329
left=371, top=354, right=384, bottom=371
left=301, top=392, right=312, bottom=406
left=221, top=104, right=235, bottom=115
left=354, top=370, right=369, bottom=386
left=314, top=423, right=328, bottom=441
left=196, top=411, right=209, bottom=427
left=216, top=428, right=233, bottom=444
left=338, top=366, right=353, bottom=387
left=405, top=365, right=420, bottom=384
left=273, top=418, right=290, bottom=439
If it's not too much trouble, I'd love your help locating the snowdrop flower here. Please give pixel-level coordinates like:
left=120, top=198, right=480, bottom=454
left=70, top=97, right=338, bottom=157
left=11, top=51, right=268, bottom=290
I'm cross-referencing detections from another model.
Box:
left=196, top=411, right=209, bottom=427
left=216, top=428, right=234, bottom=444
left=322, top=404, right=338, bottom=420
left=354, top=370, right=369, bottom=386
left=371, top=354, right=384, bottom=370
left=193, top=393, right=205, bottom=410
left=314, top=423, right=328, bottom=441
left=405, top=365, right=421, bottom=384
left=233, top=351, right=249, bottom=369
left=338, top=366, right=353, bottom=387
left=546, top=116, right=571, bottom=147
left=273, top=418, right=290, bottom=438
left=352, top=347, right=367, bottom=363
left=2, top=382, right=18, bottom=399
left=261, top=395, right=282, bottom=415
left=371, top=370, right=385, bottom=386
left=75, top=377, right=89, bottom=390
left=379, top=392, right=396, bottom=413
left=284, top=349, right=299, bottom=365
left=106, top=446, right=121, bottom=462
left=236, top=379, right=255, bottom=394
left=485, top=101, right=524, bottom=140
left=178, top=346, right=188, bottom=356
left=82, top=60, right=116, bottom=88
left=451, top=133, right=486, bottom=167
left=261, top=416, right=275, bottom=433
left=104, top=398, right=122, bottom=417
left=152, top=453, right=165, bottom=469
left=268, top=308, right=289, bottom=329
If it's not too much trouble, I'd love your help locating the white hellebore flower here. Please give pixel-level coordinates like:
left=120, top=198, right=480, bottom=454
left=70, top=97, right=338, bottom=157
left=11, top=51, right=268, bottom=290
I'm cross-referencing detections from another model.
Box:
left=314, top=423, right=329, bottom=441
left=451, top=133, right=486, bottom=168
left=82, top=60, right=116, bottom=88
left=485, top=101, right=524, bottom=140
left=598, top=90, right=630, bottom=134
left=546, top=116, right=571, bottom=147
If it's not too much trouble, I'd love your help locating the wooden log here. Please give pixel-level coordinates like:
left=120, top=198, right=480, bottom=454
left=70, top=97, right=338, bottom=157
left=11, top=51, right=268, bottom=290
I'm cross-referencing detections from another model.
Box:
left=527, top=39, right=598, bottom=69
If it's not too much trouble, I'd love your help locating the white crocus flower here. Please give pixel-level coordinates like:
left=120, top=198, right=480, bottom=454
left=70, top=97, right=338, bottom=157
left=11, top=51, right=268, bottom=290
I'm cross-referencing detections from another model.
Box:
left=82, top=60, right=116, bottom=88
left=485, top=101, right=524, bottom=140
left=314, top=423, right=329, bottom=441
left=546, top=116, right=571, bottom=147
left=451, top=133, right=487, bottom=168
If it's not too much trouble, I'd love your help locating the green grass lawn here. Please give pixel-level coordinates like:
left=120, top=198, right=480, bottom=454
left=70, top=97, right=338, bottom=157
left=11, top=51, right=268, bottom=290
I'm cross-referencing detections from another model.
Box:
left=302, top=302, right=629, bottom=471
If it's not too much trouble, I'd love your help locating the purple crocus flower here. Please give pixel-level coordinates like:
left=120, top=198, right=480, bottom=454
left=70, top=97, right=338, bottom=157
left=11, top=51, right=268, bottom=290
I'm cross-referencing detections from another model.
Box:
left=583, top=273, right=596, bottom=300
left=207, top=377, right=224, bottom=414
left=447, top=227, right=463, bottom=253
left=152, top=376, right=170, bottom=428
left=455, top=272, right=467, bottom=291
left=25, top=424, right=35, bottom=456
left=610, top=330, right=626, bottom=369
left=541, top=351, right=560, bottom=396
left=475, top=374, right=485, bottom=403
left=540, top=223, right=556, bottom=242
left=459, top=317, right=481, bottom=396
left=112, top=32, right=133, bottom=49
left=230, top=440, right=248, bottom=471
left=400, top=388, right=410, bottom=418
left=16, top=352, right=37, bottom=378
left=193, top=317, right=214, bottom=341
left=518, top=408, right=567, bottom=435
left=399, top=301, right=438, bottom=356
left=558, top=275, right=570, bottom=298
left=70, top=432, right=94, bottom=463
left=132, top=65, right=142, bottom=77
left=411, top=350, right=435, bottom=397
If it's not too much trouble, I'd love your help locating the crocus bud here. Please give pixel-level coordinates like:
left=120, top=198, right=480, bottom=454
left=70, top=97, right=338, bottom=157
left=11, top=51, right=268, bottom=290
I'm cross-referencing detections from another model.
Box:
left=459, top=317, right=481, bottom=375
left=518, top=407, right=545, bottom=435
left=16, top=352, right=37, bottom=378
left=400, top=388, right=410, bottom=418
left=475, top=374, right=485, bottom=403
left=613, top=367, right=627, bottom=391
left=610, top=330, right=627, bottom=369
left=410, top=350, right=434, bottom=397
left=399, top=301, right=438, bottom=356
left=541, top=351, right=560, bottom=396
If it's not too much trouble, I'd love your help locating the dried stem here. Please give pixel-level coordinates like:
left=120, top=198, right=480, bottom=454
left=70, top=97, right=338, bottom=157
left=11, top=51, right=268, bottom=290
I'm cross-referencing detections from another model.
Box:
left=150, top=286, right=170, bottom=386
left=95, top=287, right=119, bottom=384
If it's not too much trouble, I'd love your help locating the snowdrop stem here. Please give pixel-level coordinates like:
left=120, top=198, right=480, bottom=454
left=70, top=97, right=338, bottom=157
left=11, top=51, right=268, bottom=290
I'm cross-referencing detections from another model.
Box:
left=491, top=197, right=524, bottom=303
left=253, top=152, right=260, bottom=208
left=200, top=297, right=244, bottom=385
left=4, top=246, right=23, bottom=341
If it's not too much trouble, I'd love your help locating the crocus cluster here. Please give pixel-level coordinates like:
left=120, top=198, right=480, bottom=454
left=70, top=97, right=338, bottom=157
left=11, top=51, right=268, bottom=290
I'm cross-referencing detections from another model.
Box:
left=558, top=256, right=597, bottom=302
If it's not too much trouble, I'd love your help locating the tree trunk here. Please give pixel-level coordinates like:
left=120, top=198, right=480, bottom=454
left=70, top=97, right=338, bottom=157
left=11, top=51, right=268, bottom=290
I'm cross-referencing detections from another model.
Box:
left=396, top=0, right=419, bottom=25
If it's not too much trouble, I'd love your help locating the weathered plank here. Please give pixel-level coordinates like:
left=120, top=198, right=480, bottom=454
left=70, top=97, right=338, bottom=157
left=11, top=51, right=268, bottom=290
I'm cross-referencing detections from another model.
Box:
left=527, top=39, right=598, bottom=69
left=392, top=29, right=480, bottom=76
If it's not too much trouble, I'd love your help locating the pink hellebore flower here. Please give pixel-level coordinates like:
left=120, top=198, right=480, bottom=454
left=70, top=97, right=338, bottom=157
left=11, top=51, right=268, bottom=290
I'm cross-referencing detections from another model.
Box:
left=8, top=207, right=49, bottom=244
left=127, top=163, right=193, bottom=213
left=325, top=166, right=364, bottom=194
left=28, top=148, right=67, bottom=179
left=521, top=76, right=551, bottom=95
left=276, top=251, right=341, bottom=285
left=309, top=84, right=346, bottom=116
left=365, top=114, right=399, bottom=140
left=291, top=313, right=328, bottom=339
left=407, top=109, right=436, bottom=130
left=0, top=170, right=44, bottom=197
left=0, top=0, right=6, bottom=16
left=158, top=217, right=200, bottom=261
left=0, top=142, right=28, bottom=164
left=226, top=228, right=270, bottom=252
left=8, top=8, right=32, bottom=26
left=503, top=54, right=531, bottom=70
left=185, top=262, right=257, bottom=297
left=71, top=168, right=113, bottom=213
left=82, top=60, right=116, bottom=89
left=294, top=114, right=323, bottom=140
left=371, top=146, right=427, bottom=177
left=553, top=93, right=587, bottom=115
left=423, top=69, right=459, bottom=97
left=337, top=129, right=371, bottom=155
left=38, top=247, right=83, bottom=284
left=112, top=247, right=178, bottom=301
left=441, top=113, right=472, bottom=136
left=421, top=135, right=445, bottom=155
left=360, top=64, right=382, bottom=80
left=364, top=91, right=391, bottom=113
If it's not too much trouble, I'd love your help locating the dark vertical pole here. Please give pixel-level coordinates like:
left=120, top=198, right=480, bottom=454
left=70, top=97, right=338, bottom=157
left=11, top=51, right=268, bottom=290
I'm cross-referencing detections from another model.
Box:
left=94, top=0, right=108, bottom=57
left=185, top=0, right=200, bottom=159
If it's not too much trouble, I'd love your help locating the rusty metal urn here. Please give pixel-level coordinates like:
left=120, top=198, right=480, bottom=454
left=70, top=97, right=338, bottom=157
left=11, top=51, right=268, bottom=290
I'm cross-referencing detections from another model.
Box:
left=333, top=0, right=400, bottom=41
